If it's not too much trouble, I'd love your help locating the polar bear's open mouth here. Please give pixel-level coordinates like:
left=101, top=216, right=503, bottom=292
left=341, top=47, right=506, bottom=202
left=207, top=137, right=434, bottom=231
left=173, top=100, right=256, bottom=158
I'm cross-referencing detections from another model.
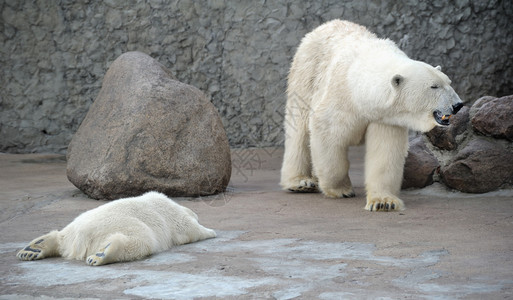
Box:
left=433, top=110, right=451, bottom=126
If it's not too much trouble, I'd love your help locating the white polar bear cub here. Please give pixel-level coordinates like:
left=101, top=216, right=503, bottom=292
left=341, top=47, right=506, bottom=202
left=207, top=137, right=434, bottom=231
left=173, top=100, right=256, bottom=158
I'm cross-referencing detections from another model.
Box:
left=281, top=20, right=463, bottom=211
left=17, top=191, right=216, bottom=265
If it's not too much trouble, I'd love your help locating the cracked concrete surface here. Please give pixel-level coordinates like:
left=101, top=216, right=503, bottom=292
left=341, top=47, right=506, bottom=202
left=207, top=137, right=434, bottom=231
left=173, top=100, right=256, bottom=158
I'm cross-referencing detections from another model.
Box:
left=1, top=147, right=512, bottom=299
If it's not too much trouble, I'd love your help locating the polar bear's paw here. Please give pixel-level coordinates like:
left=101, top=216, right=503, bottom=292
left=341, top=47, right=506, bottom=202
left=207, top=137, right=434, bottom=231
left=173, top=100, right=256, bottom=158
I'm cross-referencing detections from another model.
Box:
left=365, top=195, right=405, bottom=212
left=322, top=188, right=356, bottom=198
left=287, top=178, right=319, bottom=193
left=17, top=239, right=45, bottom=261
left=86, top=243, right=111, bottom=266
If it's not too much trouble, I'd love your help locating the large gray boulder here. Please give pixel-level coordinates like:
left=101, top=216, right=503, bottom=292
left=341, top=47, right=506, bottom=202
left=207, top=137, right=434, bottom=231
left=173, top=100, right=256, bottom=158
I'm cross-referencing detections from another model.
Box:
left=67, top=51, right=231, bottom=200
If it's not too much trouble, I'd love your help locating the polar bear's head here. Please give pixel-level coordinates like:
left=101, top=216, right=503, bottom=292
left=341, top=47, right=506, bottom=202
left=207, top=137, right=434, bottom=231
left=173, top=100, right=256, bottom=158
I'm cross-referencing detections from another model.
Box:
left=387, top=62, right=463, bottom=132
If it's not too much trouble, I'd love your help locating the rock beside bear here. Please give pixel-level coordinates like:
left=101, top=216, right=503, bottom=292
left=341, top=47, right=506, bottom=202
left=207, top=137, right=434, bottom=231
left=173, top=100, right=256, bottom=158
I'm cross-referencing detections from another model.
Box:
left=402, top=136, right=439, bottom=189
left=442, top=138, right=513, bottom=193
left=471, top=95, right=513, bottom=141
left=17, top=191, right=216, bottom=265
left=66, top=51, right=231, bottom=200
left=403, top=95, right=513, bottom=193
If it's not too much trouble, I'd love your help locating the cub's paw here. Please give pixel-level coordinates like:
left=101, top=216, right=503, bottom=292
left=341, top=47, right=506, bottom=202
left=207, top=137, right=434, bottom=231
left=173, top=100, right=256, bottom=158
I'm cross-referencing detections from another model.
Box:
left=17, top=239, right=44, bottom=261
left=86, top=243, right=111, bottom=266
left=365, top=195, right=405, bottom=212
left=286, top=178, right=319, bottom=193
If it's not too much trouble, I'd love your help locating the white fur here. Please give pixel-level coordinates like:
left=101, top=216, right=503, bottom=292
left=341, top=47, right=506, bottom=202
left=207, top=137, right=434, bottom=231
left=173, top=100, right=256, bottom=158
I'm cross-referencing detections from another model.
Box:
left=17, top=191, right=216, bottom=265
left=281, top=20, right=462, bottom=211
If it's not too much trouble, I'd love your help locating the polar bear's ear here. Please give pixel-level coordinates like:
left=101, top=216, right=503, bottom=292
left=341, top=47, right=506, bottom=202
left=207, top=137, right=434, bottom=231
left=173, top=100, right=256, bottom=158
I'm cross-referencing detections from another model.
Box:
left=392, top=74, right=403, bottom=88
left=435, top=65, right=442, bottom=71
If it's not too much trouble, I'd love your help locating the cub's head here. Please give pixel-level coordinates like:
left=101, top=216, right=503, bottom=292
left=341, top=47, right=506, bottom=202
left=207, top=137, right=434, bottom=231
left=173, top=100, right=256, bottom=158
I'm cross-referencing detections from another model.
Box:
left=388, top=62, right=463, bottom=132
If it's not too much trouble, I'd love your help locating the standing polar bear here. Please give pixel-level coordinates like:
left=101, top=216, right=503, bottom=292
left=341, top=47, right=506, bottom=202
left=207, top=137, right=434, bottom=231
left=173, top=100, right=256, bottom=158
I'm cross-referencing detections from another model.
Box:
left=281, top=20, right=463, bottom=211
left=17, top=191, right=216, bottom=265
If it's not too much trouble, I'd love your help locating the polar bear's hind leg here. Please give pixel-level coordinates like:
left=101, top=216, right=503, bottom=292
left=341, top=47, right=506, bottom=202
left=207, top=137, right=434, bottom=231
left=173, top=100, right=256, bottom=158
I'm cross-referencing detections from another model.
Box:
left=281, top=121, right=319, bottom=193
left=17, top=231, right=60, bottom=261
left=17, top=239, right=44, bottom=261
left=281, top=128, right=318, bottom=191
left=280, top=83, right=320, bottom=194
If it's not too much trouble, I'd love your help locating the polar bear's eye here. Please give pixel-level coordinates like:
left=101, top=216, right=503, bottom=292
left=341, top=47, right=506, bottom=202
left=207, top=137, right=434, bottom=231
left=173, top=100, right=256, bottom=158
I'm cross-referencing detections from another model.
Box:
left=430, top=85, right=439, bottom=89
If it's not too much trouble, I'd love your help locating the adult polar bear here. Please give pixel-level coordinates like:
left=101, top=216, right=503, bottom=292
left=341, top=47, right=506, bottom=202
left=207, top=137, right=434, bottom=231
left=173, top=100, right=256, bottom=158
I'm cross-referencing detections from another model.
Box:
left=17, top=192, right=215, bottom=265
left=281, top=20, right=463, bottom=211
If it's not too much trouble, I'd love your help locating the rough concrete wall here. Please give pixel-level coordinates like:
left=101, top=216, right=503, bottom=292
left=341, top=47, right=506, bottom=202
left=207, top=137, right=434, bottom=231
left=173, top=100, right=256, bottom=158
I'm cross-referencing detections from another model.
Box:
left=1, top=0, right=512, bottom=153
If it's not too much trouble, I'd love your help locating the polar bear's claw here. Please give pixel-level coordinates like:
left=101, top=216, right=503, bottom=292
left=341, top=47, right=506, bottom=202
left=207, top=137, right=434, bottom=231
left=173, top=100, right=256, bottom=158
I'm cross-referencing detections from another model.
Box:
left=320, top=185, right=355, bottom=198
left=365, top=196, right=404, bottom=212
left=343, top=192, right=356, bottom=198
left=287, top=178, right=319, bottom=193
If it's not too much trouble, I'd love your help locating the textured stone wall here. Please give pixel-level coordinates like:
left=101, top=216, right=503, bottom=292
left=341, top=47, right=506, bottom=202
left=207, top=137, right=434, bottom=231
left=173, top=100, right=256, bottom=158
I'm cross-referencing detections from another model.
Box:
left=1, top=0, right=512, bottom=153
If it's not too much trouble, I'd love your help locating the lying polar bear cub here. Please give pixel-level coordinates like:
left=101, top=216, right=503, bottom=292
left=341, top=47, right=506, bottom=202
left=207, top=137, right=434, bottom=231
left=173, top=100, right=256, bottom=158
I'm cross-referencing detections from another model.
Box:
left=17, top=191, right=216, bottom=266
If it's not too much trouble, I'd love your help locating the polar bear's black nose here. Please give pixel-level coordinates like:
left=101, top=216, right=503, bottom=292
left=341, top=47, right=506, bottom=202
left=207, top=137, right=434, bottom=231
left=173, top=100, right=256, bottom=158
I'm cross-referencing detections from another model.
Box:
left=452, top=103, right=463, bottom=114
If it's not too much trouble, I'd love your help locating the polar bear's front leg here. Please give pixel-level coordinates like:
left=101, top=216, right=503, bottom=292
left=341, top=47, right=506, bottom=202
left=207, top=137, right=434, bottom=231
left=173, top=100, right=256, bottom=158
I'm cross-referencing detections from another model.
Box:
left=86, top=242, right=112, bottom=266
left=17, top=231, right=60, bottom=261
left=364, top=123, right=408, bottom=211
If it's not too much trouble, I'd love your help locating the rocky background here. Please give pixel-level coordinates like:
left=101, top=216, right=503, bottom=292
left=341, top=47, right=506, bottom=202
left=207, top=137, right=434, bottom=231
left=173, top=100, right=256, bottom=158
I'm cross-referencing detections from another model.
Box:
left=1, top=1, right=513, bottom=153
left=403, top=95, right=513, bottom=193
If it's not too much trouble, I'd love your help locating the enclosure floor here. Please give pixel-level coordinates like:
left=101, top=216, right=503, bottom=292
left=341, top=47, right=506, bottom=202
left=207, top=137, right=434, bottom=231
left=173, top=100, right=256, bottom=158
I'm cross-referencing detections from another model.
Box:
left=1, top=147, right=512, bottom=299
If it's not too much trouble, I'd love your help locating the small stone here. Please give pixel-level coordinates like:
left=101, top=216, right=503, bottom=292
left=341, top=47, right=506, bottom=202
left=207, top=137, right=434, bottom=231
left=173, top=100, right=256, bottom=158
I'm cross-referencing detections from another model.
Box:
left=471, top=95, right=513, bottom=141
left=402, top=136, right=440, bottom=189
left=67, top=51, right=231, bottom=200
left=441, top=138, right=513, bottom=193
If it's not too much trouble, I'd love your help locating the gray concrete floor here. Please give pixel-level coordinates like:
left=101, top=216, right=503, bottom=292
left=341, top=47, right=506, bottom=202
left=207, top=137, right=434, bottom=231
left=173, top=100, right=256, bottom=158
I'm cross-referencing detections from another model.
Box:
left=1, top=147, right=512, bottom=299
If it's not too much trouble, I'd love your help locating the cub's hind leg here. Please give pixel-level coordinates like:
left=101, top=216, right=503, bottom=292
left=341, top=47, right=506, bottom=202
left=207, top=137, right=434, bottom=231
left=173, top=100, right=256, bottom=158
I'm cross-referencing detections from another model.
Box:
left=17, top=231, right=60, bottom=261
left=86, top=233, right=153, bottom=266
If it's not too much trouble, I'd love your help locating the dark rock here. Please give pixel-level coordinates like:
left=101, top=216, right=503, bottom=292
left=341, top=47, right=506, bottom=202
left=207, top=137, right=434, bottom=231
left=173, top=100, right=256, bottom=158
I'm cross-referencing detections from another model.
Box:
left=415, top=95, right=513, bottom=193
left=426, top=105, right=470, bottom=150
left=441, top=138, right=513, bottom=193
left=469, top=96, right=497, bottom=113
left=67, top=51, right=231, bottom=200
left=471, top=95, right=513, bottom=141
left=402, top=136, right=440, bottom=189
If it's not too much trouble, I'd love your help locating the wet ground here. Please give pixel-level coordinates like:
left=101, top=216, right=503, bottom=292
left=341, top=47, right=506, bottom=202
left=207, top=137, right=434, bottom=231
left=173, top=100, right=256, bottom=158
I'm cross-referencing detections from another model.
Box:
left=1, top=147, right=512, bottom=299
